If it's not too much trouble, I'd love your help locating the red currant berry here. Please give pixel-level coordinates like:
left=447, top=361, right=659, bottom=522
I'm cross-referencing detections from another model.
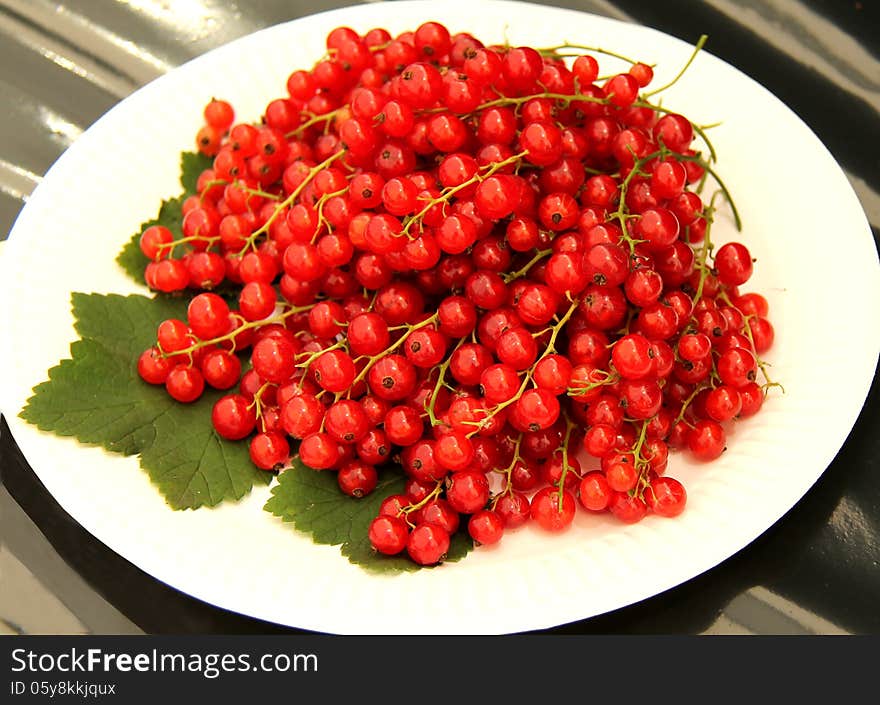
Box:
left=165, top=364, right=205, bottom=403
left=579, top=471, right=614, bottom=511
left=187, top=293, right=230, bottom=340
left=446, top=470, right=490, bottom=514
left=468, top=510, right=505, bottom=546
left=530, top=487, right=576, bottom=531
left=249, top=431, right=289, bottom=470
left=687, top=420, right=726, bottom=461
left=369, top=515, right=409, bottom=555
left=406, top=523, right=450, bottom=566
left=313, top=349, right=357, bottom=393
left=299, top=432, right=342, bottom=470
left=714, top=242, right=754, bottom=286
left=212, top=394, right=257, bottom=440
left=648, top=476, right=687, bottom=517
left=337, top=460, right=378, bottom=498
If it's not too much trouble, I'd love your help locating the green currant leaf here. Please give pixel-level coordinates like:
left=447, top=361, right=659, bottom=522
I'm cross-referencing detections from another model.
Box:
left=115, top=196, right=185, bottom=284
left=19, top=292, right=270, bottom=510
left=115, top=150, right=212, bottom=284
left=180, top=150, right=213, bottom=194
left=264, top=458, right=474, bottom=573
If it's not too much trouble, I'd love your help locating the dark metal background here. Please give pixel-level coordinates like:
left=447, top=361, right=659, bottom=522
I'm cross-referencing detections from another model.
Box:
left=1, top=0, right=878, bottom=635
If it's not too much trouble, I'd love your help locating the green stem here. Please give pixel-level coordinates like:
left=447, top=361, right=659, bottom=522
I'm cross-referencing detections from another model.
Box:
left=155, top=234, right=221, bottom=257
left=537, top=42, right=642, bottom=65
left=678, top=155, right=742, bottom=231
left=566, top=369, right=618, bottom=399
left=672, top=384, right=708, bottom=427
left=644, top=35, right=708, bottom=98
left=349, top=313, right=440, bottom=391
left=502, top=248, right=553, bottom=283
left=285, top=108, right=343, bottom=139
left=236, top=149, right=347, bottom=255
left=164, top=303, right=315, bottom=358
left=472, top=90, right=607, bottom=116
left=426, top=338, right=466, bottom=426
left=400, top=481, right=444, bottom=526
left=556, top=416, right=576, bottom=512
left=691, top=192, right=720, bottom=308
left=468, top=301, right=579, bottom=436
left=490, top=434, right=524, bottom=508
left=400, top=151, right=528, bottom=239
left=632, top=99, right=718, bottom=164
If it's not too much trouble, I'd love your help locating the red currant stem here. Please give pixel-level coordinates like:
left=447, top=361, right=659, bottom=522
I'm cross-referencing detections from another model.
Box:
left=490, top=433, right=524, bottom=509
left=565, top=369, right=619, bottom=398
left=311, top=186, right=350, bottom=243
left=348, top=312, right=440, bottom=391
left=631, top=417, right=650, bottom=466
left=248, top=382, right=274, bottom=420
left=585, top=164, right=614, bottom=176
left=644, top=34, right=708, bottom=99
left=285, top=108, right=344, bottom=139
left=473, top=90, right=606, bottom=115
left=530, top=325, right=554, bottom=339
left=426, top=338, right=466, bottom=426
left=717, top=294, right=784, bottom=394
left=690, top=194, right=720, bottom=308
left=699, top=121, right=723, bottom=131
left=696, top=166, right=710, bottom=197
left=240, top=183, right=282, bottom=201
left=609, top=148, right=665, bottom=253
left=155, top=234, right=221, bottom=258
left=633, top=100, right=718, bottom=164
left=308, top=385, right=325, bottom=399
left=555, top=415, right=577, bottom=513
left=619, top=305, right=639, bottom=336
left=502, top=248, right=553, bottom=283
left=672, top=383, right=708, bottom=428
left=677, top=154, right=741, bottom=231
left=541, top=300, right=579, bottom=355
left=237, top=148, right=347, bottom=255
left=469, top=301, right=579, bottom=436
left=201, top=178, right=282, bottom=202
left=400, top=150, right=528, bottom=239
left=296, top=339, right=347, bottom=370
left=199, top=178, right=229, bottom=198
left=161, top=303, right=316, bottom=358
left=536, top=42, right=642, bottom=65
left=399, top=481, right=444, bottom=527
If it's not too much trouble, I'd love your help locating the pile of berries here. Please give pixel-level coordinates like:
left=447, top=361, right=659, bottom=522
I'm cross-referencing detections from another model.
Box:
left=135, top=22, right=776, bottom=566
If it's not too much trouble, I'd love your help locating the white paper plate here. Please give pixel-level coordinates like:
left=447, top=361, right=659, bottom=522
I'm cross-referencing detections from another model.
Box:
left=1, top=0, right=878, bottom=635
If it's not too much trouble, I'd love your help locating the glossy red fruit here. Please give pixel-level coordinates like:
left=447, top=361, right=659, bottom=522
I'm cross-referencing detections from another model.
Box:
left=212, top=394, right=257, bottom=440
left=446, top=470, right=490, bottom=514
left=648, top=476, right=687, bottom=517
left=369, top=515, right=410, bottom=555
left=406, top=523, right=450, bottom=565
left=530, top=487, right=576, bottom=532
left=578, top=471, right=613, bottom=511
left=687, top=420, right=726, bottom=461
left=468, top=510, right=505, bottom=545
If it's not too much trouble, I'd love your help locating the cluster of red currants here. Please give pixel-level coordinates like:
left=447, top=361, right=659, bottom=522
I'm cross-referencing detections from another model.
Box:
left=136, top=21, right=776, bottom=566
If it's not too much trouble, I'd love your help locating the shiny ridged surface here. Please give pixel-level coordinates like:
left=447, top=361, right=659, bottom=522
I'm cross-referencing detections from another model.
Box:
left=0, top=0, right=878, bottom=635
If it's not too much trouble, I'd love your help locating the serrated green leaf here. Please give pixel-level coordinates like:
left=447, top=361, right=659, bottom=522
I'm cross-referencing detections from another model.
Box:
left=265, top=458, right=473, bottom=573
left=115, top=151, right=211, bottom=285
left=72, top=291, right=188, bottom=358
left=115, top=196, right=186, bottom=284
left=20, top=292, right=270, bottom=510
left=180, top=151, right=212, bottom=194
